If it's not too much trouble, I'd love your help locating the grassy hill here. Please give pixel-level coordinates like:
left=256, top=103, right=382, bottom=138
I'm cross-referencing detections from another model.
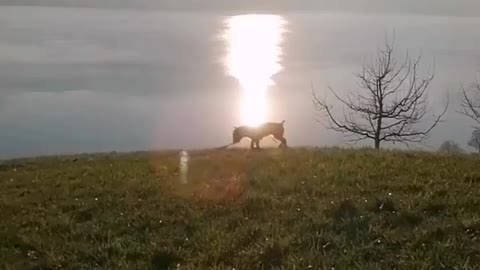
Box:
left=1, top=148, right=480, bottom=269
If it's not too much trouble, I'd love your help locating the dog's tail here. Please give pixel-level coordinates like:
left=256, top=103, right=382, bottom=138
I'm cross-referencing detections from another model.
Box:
left=281, top=120, right=286, bottom=125
left=215, top=143, right=234, bottom=150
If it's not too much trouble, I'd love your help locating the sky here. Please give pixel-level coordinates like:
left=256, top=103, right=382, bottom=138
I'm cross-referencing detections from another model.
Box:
left=0, top=1, right=479, bottom=158
left=1, top=0, right=480, bottom=17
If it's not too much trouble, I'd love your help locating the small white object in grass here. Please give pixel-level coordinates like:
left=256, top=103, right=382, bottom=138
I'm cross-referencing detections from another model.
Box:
left=159, top=220, right=162, bottom=224
left=10, top=178, right=13, bottom=182
left=13, top=168, right=17, bottom=172
left=27, top=250, right=37, bottom=259
left=95, top=198, right=98, bottom=201
left=179, top=150, right=189, bottom=184
left=388, top=192, right=392, bottom=196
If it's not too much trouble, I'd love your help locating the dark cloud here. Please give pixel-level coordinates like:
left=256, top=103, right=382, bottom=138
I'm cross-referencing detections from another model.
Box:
left=0, top=62, right=236, bottom=96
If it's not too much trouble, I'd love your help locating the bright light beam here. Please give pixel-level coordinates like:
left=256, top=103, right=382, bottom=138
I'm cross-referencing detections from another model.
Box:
left=224, top=14, right=286, bottom=127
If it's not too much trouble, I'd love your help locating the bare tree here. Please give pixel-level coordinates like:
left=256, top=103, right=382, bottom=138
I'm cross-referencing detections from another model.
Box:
left=460, top=82, right=480, bottom=126
left=459, top=81, right=480, bottom=153
left=468, top=129, right=480, bottom=154
left=438, top=140, right=463, bottom=154
left=312, top=39, right=448, bottom=149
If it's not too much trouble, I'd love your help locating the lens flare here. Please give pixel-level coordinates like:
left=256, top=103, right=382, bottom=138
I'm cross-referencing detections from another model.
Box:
left=179, top=150, right=189, bottom=184
left=224, top=14, right=287, bottom=127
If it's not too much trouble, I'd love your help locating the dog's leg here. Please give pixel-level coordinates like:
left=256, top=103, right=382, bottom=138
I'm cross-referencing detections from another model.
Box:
left=274, top=134, right=287, bottom=148
left=281, top=137, right=287, bottom=148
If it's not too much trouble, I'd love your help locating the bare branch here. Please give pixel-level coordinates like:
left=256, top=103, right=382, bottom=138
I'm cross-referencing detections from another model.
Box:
left=459, top=83, right=480, bottom=126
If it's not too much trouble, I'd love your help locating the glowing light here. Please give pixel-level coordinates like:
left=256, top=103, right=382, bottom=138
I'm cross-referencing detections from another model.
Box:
left=224, top=14, right=286, bottom=127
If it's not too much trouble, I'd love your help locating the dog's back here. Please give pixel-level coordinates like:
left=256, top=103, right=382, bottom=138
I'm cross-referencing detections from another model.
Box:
left=241, top=121, right=285, bottom=139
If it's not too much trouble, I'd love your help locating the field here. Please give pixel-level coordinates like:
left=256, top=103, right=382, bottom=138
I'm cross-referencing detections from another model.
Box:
left=1, top=148, right=480, bottom=269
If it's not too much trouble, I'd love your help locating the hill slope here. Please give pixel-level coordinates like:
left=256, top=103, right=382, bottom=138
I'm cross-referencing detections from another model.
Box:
left=1, top=149, right=480, bottom=269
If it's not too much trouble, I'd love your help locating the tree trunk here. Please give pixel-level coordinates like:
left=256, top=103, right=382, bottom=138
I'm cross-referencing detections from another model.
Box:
left=374, top=139, right=381, bottom=149
left=375, top=85, right=383, bottom=150
left=374, top=112, right=382, bottom=150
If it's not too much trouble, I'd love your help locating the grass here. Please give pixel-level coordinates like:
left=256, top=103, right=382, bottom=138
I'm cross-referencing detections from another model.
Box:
left=1, top=148, right=480, bottom=269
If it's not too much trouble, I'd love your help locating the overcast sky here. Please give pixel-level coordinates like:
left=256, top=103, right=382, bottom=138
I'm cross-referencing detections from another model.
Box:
left=0, top=2, right=479, bottom=158
left=1, top=0, right=480, bottom=17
